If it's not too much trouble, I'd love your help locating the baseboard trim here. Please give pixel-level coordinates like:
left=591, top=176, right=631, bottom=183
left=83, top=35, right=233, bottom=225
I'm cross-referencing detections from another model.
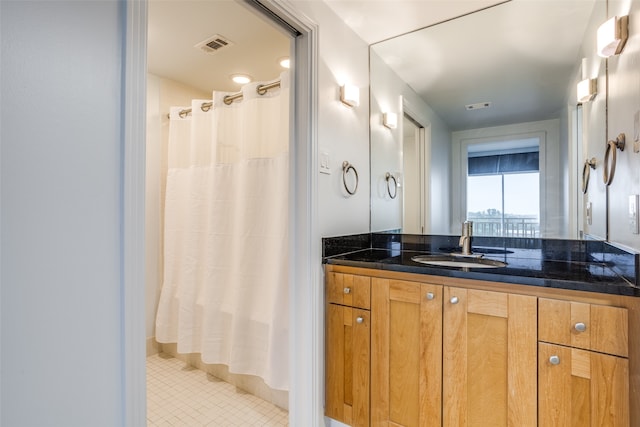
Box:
left=146, top=337, right=161, bottom=357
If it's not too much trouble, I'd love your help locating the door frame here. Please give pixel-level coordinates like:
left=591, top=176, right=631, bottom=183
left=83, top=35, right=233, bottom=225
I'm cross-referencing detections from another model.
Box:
left=403, top=99, right=432, bottom=234
left=122, top=0, right=320, bottom=425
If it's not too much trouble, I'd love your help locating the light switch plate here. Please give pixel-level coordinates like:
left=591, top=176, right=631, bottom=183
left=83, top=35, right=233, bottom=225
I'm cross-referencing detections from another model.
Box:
left=320, top=151, right=331, bottom=175
left=629, top=195, right=639, bottom=234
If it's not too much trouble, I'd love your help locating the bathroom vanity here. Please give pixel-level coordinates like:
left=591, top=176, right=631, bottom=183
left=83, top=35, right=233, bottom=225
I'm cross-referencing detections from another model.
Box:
left=323, top=234, right=640, bottom=427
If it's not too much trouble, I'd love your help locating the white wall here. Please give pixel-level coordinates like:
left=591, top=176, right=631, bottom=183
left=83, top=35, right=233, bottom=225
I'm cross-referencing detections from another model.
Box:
left=570, top=0, right=608, bottom=239
left=287, top=3, right=371, bottom=426
left=369, top=50, right=403, bottom=231
left=567, top=0, right=640, bottom=249
left=1, top=1, right=125, bottom=425
left=607, top=0, right=640, bottom=250
left=293, top=1, right=371, bottom=238
left=369, top=49, right=451, bottom=233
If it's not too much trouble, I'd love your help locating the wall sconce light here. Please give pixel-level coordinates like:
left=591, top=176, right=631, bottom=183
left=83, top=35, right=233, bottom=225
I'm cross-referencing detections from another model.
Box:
left=597, top=15, right=629, bottom=57
left=383, top=112, right=398, bottom=129
left=340, top=84, right=360, bottom=107
left=577, top=78, right=597, bottom=103
left=577, top=58, right=596, bottom=103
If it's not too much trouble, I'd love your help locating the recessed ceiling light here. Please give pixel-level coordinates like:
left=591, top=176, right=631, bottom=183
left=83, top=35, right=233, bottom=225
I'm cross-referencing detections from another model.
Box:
left=279, top=57, right=290, bottom=69
left=231, top=74, right=252, bottom=84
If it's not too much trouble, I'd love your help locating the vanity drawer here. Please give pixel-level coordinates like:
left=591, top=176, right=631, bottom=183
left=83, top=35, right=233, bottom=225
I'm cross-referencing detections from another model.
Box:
left=327, top=272, right=371, bottom=310
left=538, top=298, right=628, bottom=357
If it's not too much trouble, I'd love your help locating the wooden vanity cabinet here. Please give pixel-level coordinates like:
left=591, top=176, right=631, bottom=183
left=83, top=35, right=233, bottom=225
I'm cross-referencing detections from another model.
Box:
left=442, top=287, right=538, bottom=427
left=370, top=279, right=443, bottom=427
left=325, top=266, right=638, bottom=427
left=538, top=298, right=630, bottom=426
left=370, top=281, right=538, bottom=427
left=325, top=272, right=371, bottom=427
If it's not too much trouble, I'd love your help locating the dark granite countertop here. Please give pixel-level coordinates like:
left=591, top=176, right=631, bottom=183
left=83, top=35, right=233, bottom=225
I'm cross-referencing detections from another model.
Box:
left=323, top=234, right=640, bottom=297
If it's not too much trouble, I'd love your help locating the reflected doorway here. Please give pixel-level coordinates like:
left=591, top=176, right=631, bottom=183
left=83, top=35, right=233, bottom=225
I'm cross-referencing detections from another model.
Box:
left=402, top=114, right=430, bottom=234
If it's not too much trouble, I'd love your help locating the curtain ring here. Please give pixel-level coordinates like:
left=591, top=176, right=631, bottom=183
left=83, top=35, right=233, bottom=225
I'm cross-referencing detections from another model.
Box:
left=342, top=161, right=359, bottom=195
left=385, top=172, right=398, bottom=199
left=257, top=84, right=268, bottom=96
left=581, top=157, right=596, bottom=194
left=603, top=133, right=625, bottom=186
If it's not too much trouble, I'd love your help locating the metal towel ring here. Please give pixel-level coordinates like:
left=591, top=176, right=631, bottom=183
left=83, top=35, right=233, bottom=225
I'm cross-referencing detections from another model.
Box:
left=581, top=157, right=597, bottom=194
left=342, top=161, right=359, bottom=195
left=385, top=173, right=398, bottom=199
left=603, top=133, right=625, bottom=186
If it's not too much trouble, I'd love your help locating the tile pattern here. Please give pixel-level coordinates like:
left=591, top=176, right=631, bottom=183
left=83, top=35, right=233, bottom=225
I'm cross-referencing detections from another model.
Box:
left=147, top=354, right=289, bottom=426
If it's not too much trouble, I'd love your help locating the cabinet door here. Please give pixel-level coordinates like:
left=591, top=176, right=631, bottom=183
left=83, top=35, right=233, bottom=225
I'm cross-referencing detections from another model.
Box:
left=371, top=279, right=442, bottom=427
left=538, top=342, right=629, bottom=426
left=443, top=287, right=537, bottom=427
left=326, top=303, right=370, bottom=427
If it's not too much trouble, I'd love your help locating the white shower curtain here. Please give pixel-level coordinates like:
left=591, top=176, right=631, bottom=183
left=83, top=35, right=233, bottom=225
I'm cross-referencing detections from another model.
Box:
left=155, top=72, right=289, bottom=391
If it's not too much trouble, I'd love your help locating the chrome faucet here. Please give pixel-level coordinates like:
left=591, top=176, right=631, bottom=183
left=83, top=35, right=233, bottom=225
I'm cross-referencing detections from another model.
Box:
left=459, top=221, right=473, bottom=256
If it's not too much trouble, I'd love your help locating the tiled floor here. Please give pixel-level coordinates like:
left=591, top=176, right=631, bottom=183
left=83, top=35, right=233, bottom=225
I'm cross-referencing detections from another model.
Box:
left=147, top=353, right=289, bottom=426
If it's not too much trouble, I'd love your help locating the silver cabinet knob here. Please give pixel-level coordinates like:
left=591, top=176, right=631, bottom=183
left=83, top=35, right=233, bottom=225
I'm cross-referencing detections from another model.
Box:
left=450, top=296, right=459, bottom=304
left=356, top=317, right=364, bottom=324
left=343, top=287, right=351, bottom=294
left=426, top=292, right=435, bottom=300
left=574, top=322, right=586, bottom=332
left=549, top=355, right=560, bottom=365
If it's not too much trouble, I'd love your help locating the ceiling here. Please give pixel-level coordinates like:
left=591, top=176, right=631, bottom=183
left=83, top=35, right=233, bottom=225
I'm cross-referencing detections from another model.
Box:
left=147, top=0, right=503, bottom=94
left=370, top=0, right=598, bottom=131
left=147, top=0, right=291, bottom=93
left=323, top=0, right=508, bottom=44
left=148, top=1, right=598, bottom=131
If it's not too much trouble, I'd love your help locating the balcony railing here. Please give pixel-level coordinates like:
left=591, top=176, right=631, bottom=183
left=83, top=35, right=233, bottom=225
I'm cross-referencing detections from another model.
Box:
left=467, top=216, right=539, bottom=238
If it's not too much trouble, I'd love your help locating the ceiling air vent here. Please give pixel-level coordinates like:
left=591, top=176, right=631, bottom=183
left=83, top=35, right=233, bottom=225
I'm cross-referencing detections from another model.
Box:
left=465, top=102, right=492, bottom=111
left=194, top=34, right=234, bottom=54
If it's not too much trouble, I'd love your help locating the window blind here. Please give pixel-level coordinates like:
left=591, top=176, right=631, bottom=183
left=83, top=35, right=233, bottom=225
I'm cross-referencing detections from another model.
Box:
left=468, top=151, right=539, bottom=176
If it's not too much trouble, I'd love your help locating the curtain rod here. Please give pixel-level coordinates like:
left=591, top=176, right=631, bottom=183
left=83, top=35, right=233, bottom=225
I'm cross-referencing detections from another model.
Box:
left=169, top=80, right=281, bottom=119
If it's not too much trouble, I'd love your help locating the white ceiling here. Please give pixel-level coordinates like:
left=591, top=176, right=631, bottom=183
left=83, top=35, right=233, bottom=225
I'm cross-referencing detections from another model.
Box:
left=148, top=0, right=599, bottom=131
left=147, top=0, right=291, bottom=93
left=323, top=0, right=508, bottom=44
left=371, top=0, right=598, bottom=130
left=147, top=0, right=503, bottom=94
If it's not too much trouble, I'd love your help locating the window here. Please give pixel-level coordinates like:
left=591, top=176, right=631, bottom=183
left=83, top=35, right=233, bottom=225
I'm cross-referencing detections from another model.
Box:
left=466, top=144, right=540, bottom=237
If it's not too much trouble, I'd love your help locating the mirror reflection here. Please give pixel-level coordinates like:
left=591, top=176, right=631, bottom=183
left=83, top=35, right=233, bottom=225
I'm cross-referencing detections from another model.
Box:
left=370, top=0, right=606, bottom=239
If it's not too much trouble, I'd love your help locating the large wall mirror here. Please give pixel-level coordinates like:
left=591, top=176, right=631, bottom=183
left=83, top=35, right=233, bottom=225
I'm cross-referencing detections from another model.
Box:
left=370, top=0, right=607, bottom=239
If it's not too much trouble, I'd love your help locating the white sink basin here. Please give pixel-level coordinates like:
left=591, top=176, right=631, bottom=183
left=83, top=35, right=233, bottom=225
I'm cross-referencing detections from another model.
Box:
left=411, top=254, right=507, bottom=269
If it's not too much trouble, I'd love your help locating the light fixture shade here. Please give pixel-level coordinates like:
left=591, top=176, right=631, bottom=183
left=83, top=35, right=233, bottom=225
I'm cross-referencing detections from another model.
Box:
left=383, top=112, right=398, bottom=129
left=597, top=15, right=629, bottom=57
left=577, top=78, right=597, bottom=103
left=340, top=84, right=360, bottom=107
